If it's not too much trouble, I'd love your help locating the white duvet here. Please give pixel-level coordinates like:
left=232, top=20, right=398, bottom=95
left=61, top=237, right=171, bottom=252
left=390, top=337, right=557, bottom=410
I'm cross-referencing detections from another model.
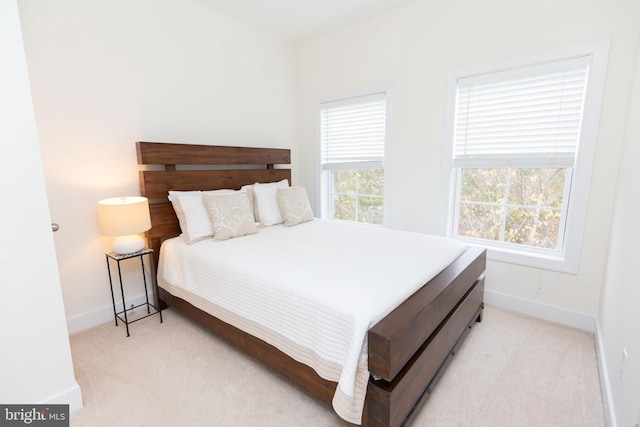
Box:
left=158, top=219, right=467, bottom=424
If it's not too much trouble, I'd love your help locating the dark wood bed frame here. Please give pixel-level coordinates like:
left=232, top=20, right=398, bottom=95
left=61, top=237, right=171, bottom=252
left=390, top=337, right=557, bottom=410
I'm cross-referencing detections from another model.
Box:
left=137, top=141, right=486, bottom=427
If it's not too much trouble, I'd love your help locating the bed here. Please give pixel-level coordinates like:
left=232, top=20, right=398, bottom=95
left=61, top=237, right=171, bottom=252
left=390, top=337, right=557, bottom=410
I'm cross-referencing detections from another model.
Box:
left=136, top=141, right=486, bottom=426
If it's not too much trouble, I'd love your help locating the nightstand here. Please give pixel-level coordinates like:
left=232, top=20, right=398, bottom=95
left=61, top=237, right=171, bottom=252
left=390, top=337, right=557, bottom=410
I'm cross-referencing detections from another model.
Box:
left=105, top=248, right=163, bottom=337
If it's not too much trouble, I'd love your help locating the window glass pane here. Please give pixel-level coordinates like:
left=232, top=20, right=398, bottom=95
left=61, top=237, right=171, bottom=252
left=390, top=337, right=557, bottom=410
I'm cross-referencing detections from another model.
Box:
left=457, top=167, right=566, bottom=250
left=333, top=169, right=357, bottom=193
left=333, top=193, right=356, bottom=222
left=460, top=168, right=506, bottom=203
left=508, top=168, right=565, bottom=208
left=331, top=168, right=383, bottom=224
left=504, top=207, right=561, bottom=249
left=458, top=202, right=503, bottom=240
left=356, top=169, right=385, bottom=197
left=357, top=195, right=383, bottom=225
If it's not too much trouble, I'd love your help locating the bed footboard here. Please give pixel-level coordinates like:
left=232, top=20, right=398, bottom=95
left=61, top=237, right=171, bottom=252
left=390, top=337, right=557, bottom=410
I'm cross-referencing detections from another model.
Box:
left=366, top=277, right=484, bottom=426
left=366, top=247, right=486, bottom=426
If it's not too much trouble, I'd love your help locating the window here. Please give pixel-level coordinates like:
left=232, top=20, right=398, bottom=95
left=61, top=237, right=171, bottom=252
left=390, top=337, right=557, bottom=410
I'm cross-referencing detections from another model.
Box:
left=320, top=92, right=388, bottom=225
left=443, top=40, right=609, bottom=273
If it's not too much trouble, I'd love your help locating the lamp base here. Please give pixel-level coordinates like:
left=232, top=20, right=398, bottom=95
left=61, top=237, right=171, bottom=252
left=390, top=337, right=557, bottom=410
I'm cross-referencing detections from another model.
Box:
left=112, top=235, right=145, bottom=255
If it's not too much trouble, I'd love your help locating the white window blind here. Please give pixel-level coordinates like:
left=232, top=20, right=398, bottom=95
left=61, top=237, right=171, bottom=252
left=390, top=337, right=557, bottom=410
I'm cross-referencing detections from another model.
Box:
left=453, top=56, right=590, bottom=168
left=321, top=92, right=386, bottom=169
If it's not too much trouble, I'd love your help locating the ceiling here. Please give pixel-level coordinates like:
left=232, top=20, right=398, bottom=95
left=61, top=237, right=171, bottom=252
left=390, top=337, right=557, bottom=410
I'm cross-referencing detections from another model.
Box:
left=193, top=0, right=418, bottom=43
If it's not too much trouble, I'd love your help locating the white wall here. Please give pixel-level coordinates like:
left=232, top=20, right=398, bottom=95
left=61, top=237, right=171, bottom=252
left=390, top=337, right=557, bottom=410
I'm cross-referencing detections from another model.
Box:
left=295, top=0, right=640, bottom=323
left=18, top=0, right=297, bottom=333
left=0, top=0, right=82, bottom=411
left=598, top=41, right=640, bottom=427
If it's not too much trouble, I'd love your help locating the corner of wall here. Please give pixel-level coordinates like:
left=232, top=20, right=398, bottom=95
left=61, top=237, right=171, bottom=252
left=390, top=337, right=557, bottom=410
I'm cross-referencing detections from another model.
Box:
left=595, top=318, right=618, bottom=427
left=43, top=382, right=84, bottom=414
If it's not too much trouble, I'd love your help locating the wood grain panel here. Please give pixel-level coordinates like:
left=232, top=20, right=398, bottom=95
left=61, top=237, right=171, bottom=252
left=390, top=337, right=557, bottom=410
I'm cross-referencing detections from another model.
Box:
left=137, top=141, right=291, bottom=166
left=366, top=277, right=485, bottom=427
left=368, top=247, right=486, bottom=382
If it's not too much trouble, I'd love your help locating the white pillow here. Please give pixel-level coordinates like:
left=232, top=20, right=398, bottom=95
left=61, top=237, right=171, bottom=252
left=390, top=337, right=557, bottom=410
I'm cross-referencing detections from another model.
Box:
left=277, top=186, right=314, bottom=227
left=202, top=191, right=258, bottom=241
left=252, top=179, right=289, bottom=226
left=168, top=189, right=234, bottom=243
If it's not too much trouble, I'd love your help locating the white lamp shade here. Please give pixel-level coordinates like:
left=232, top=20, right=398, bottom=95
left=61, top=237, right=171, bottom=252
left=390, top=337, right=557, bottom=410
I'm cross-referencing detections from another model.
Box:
left=98, top=197, right=151, bottom=254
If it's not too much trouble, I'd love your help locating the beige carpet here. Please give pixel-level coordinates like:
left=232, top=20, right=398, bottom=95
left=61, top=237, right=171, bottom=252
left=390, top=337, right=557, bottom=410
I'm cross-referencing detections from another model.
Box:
left=69, top=305, right=605, bottom=426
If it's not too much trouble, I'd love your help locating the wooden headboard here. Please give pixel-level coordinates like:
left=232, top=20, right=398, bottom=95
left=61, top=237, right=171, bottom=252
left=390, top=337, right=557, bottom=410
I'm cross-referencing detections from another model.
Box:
left=136, top=141, right=291, bottom=266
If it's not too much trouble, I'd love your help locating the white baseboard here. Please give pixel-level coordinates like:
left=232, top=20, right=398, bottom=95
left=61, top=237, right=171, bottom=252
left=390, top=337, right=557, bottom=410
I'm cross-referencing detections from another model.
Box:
left=66, top=292, right=154, bottom=335
left=42, top=381, right=83, bottom=414
left=484, top=289, right=596, bottom=332
left=594, top=318, right=617, bottom=427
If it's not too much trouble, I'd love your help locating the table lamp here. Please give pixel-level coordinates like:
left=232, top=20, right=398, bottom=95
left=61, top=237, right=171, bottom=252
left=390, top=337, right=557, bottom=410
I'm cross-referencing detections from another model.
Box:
left=98, top=196, right=151, bottom=255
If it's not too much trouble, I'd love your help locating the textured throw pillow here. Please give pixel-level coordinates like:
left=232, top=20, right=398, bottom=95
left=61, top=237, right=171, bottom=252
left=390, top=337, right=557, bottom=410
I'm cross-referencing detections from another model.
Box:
left=277, top=186, right=314, bottom=227
left=202, top=191, right=258, bottom=241
left=240, top=183, right=257, bottom=221
left=252, top=179, right=289, bottom=226
left=168, top=189, right=235, bottom=243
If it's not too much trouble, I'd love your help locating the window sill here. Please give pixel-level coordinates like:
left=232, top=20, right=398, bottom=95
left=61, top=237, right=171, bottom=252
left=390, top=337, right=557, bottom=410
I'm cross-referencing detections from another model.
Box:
left=455, top=237, right=579, bottom=274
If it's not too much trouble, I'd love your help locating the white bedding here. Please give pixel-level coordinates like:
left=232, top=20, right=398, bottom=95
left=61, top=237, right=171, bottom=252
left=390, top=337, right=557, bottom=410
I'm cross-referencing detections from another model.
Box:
left=158, top=219, right=467, bottom=424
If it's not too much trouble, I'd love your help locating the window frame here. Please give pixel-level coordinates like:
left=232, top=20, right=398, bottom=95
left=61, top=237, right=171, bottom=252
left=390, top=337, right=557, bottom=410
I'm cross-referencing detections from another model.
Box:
left=440, top=39, right=610, bottom=274
left=317, top=88, right=392, bottom=227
